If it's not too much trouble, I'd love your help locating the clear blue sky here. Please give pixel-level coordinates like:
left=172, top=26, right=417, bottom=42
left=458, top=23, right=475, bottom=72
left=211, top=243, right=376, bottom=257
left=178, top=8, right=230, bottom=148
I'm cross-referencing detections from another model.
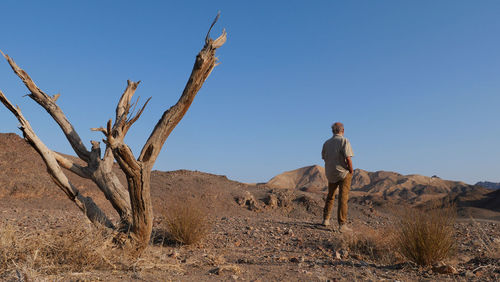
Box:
left=1, top=1, right=499, bottom=184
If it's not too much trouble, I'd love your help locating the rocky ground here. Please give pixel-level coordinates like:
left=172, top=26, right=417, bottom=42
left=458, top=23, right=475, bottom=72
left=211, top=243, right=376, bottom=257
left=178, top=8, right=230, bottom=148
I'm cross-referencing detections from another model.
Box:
left=1, top=181, right=499, bottom=281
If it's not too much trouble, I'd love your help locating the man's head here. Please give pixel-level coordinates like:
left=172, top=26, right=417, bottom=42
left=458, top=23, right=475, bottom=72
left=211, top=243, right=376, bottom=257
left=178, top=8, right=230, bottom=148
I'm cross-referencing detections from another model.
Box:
left=331, top=122, right=344, bottom=135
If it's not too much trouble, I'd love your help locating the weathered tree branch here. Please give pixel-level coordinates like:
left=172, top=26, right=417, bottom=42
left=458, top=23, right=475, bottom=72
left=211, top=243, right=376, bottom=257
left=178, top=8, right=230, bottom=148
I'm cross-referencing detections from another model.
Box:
left=138, top=19, right=227, bottom=167
left=53, top=152, right=91, bottom=179
left=0, top=90, right=113, bottom=228
left=1, top=50, right=91, bottom=162
left=2, top=50, right=133, bottom=226
left=94, top=81, right=148, bottom=179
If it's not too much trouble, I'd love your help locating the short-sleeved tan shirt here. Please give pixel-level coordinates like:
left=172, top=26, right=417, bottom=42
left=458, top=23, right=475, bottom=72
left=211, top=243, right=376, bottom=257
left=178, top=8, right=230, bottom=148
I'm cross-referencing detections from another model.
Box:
left=322, top=134, right=354, bottom=183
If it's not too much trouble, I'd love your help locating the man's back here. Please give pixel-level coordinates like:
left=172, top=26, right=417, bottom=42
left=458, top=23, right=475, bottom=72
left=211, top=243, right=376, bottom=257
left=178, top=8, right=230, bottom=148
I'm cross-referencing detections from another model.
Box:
left=322, top=134, right=354, bottom=183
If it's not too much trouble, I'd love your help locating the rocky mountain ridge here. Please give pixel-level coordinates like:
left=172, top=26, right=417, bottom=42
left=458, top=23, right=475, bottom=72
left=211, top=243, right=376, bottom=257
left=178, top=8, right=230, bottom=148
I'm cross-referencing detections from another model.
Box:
left=266, top=165, right=497, bottom=207
left=476, top=181, right=500, bottom=190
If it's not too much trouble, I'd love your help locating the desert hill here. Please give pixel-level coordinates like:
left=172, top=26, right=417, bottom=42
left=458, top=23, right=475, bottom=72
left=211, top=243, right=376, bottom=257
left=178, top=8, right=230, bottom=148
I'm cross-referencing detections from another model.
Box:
left=266, top=165, right=496, bottom=208
left=0, top=132, right=324, bottom=219
left=266, top=165, right=327, bottom=192
left=0, top=133, right=258, bottom=217
left=0, top=132, right=90, bottom=199
left=476, top=181, right=500, bottom=190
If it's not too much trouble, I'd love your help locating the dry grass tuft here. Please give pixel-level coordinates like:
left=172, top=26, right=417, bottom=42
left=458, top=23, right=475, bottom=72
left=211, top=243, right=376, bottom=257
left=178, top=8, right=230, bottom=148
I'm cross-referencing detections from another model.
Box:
left=339, top=226, right=397, bottom=264
left=393, top=204, right=456, bottom=266
left=1, top=220, right=197, bottom=280
left=160, top=197, right=211, bottom=245
left=0, top=223, right=118, bottom=279
left=469, top=216, right=500, bottom=259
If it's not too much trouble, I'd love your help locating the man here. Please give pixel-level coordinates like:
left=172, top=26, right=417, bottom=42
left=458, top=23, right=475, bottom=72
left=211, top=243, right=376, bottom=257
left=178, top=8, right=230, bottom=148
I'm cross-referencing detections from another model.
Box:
left=321, top=122, right=354, bottom=232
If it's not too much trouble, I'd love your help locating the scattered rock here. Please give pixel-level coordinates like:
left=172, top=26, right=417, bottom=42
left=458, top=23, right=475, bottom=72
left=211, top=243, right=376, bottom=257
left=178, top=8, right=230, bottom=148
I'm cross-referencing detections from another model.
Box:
left=293, top=195, right=321, bottom=214
left=210, top=265, right=241, bottom=275
left=266, top=194, right=278, bottom=208
left=268, top=189, right=293, bottom=210
left=335, top=251, right=342, bottom=260
left=289, top=256, right=304, bottom=263
left=236, top=191, right=261, bottom=211
left=432, top=262, right=457, bottom=275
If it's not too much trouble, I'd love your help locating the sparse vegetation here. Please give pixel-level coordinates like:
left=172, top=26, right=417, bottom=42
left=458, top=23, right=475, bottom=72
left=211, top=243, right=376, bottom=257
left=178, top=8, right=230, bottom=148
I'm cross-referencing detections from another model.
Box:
left=0, top=221, right=194, bottom=280
left=469, top=215, right=500, bottom=258
left=161, top=198, right=211, bottom=245
left=342, top=227, right=397, bottom=264
left=393, top=205, right=456, bottom=266
left=0, top=223, right=115, bottom=279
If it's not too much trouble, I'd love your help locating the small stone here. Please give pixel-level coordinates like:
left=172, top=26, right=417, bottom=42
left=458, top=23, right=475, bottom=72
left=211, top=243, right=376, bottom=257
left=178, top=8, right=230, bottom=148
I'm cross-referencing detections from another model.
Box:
left=277, top=256, right=288, bottom=262
left=266, top=194, right=278, bottom=208
left=335, top=251, right=342, bottom=260
left=210, top=265, right=241, bottom=275
left=289, top=256, right=304, bottom=263
left=432, top=264, right=457, bottom=275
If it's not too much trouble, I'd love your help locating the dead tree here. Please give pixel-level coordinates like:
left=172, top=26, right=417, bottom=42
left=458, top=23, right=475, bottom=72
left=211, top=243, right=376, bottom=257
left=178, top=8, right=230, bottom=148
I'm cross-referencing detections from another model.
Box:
left=0, top=15, right=226, bottom=251
left=1, top=51, right=133, bottom=229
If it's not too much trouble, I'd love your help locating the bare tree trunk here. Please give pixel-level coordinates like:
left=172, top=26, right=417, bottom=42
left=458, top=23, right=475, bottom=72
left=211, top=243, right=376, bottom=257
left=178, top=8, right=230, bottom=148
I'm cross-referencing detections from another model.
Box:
left=127, top=170, right=152, bottom=248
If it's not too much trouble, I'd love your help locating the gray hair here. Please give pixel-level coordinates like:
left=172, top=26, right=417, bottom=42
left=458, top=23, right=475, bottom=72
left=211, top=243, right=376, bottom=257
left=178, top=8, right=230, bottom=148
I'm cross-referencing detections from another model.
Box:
left=331, top=122, right=344, bottom=134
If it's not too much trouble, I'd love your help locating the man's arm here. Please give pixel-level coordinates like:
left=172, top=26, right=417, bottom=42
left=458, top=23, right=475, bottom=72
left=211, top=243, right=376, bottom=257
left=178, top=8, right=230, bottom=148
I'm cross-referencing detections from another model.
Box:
left=346, top=156, right=353, bottom=174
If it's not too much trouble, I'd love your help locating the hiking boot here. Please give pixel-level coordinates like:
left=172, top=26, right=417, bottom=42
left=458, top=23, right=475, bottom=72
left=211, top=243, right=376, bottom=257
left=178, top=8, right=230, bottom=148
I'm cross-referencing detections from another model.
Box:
left=321, top=219, right=330, bottom=227
left=339, top=224, right=352, bottom=233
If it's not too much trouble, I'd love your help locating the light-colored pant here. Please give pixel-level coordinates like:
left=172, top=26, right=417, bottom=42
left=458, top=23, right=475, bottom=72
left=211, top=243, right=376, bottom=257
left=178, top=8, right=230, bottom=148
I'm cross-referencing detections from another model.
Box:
left=323, top=173, right=352, bottom=225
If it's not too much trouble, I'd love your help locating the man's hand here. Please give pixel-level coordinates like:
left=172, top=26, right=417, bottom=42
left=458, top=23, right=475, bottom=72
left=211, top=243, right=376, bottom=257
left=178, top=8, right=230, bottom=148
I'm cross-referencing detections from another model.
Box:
left=346, top=156, right=353, bottom=174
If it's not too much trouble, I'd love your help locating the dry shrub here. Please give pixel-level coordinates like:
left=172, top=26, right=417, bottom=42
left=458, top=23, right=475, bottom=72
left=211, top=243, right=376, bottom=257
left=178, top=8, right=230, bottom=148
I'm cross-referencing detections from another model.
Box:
left=0, top=223, right=116, bottom=279
left=1, top=220, right=194, bottom=280
left=340, top=226, right=397, bottom=264
left=160, top=197, right=211, bottom=245
left=393, top=204, right=456, bottom=266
